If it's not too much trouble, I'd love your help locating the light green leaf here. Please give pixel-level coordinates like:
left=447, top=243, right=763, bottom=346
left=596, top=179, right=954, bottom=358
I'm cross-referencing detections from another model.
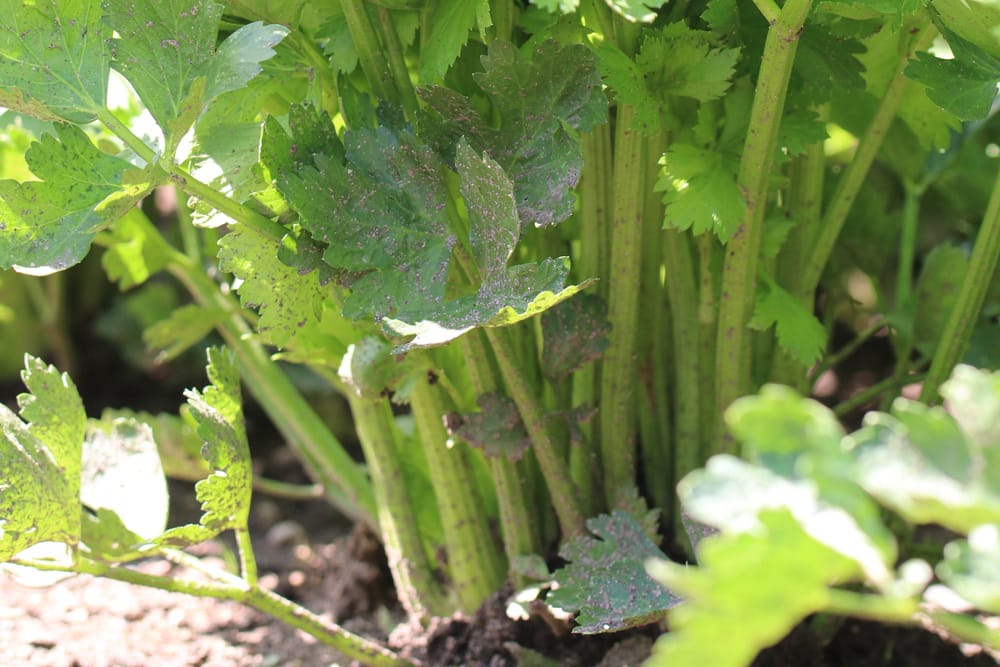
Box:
left=0, top=0, right=110, bottom=122
left=100, top=208, right=172, bottom=290
left=905, top=25, right=1000, bottom=121
left=419, top=0, right=482, bottom=81
left=530, top=0, right=580, bottom=14
left=646, top=510, right=859, bottom=667
left=940, top=364, right=1000, bottom=451
left=105, top=1, right=285, bottom=150
left=726, top=385, right=844, bottom=459
left=937, top=524, right=1000, bottom=613
left=0, top=124, right=154, bottom=274
left=0, top=356, right=85, bottom=561
left=604, top=0, right=668, bottom=23
left=679, top=455, right=894, bottom=584
left=157, top=347, right=252, bottom=546
left=749, top=277, right=827, bottom=366
left=80, top=417, right=167, bottom=558
left=656, top=143, right=744, bottom=241
left=217, top=225, right=326, bottom=348
left=549, top=511, right=681, bottom=634
left=142, top=303, right=222, bottom=361
left=849, top=393, right=1000, bottom=533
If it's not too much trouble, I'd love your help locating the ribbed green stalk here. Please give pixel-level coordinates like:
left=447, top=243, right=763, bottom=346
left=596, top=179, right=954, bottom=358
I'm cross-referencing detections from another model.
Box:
left=696, top=235, right=717, bottom=459
left=164, top=251, right=377, bottom=528
left=486, top=327, right=586, bottom=537
left=373, top=5, right=420, bottom=121
left=410, top=376, right=505, bottom=611
left=459, top=331, right=541, bottom=573
left=713, top=0, right=814, bottom=453
left=921, top=163, right=1000, bottom=403
left=348, top=394, right=447, bottom=621
left=599, top=103, right=646, bottom=506
left=662, top=230, right=700, bottom=483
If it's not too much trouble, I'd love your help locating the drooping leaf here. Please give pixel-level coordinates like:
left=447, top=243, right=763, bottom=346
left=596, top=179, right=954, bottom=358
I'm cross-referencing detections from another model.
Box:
left=0, top=356, right=85, bottom=561
left=749, top=276, right=827, bottom=367
left=80, top=417, right=168, bottom=559
left=541, top=293, right=610, bottom=381
left=646, top=510, right=859, bottom=667
left=0, top=124, right=157, bottom=274
left=905, top=25, right=1000, bottom=121
left=549, top=511, right=681, bottom=634
left=157, top=347, right=252, bottom=546
left=0, top=0, right=110, bottom=123
left=937, top=524, right=1000, bottom=613
left=217, top=225, right=326, bottom=348
left=420, top=39, right=607, bottom=229
left=448, top=391, right=531, bottom=460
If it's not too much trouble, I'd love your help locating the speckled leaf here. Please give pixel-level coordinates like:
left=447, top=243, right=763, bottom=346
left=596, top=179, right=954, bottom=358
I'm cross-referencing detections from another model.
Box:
left=157, top=348, right=251, bottom=546
left=105, top=1, right=286, bottom=149
left=449, top=391, right=530, bottom=460
left=0, top=356, right=84, bottom=561
left=0, top=124, right=153, bottom=275
left=217, top=225, right=325, bottom=348
left=549, top=511, right=681, bottom=634
left=541, top=293, right=610, bottom=381
left=80, top=417, right=167, bottom=559
left=0, top=0, right=110, bottom=123
left=420, top=39, right=607, bottom=229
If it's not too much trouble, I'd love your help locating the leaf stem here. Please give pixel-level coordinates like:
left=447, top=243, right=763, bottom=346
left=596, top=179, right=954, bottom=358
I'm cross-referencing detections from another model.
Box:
left=59, top=557, right=419, bottom=667
left=341, top=0, right=398, bottom=104
left=599, top=103, right=646, bottom=505
left=800, top=21, right=935, bottom=294
left=234, top=527, right=257, bottom=587
left=486, top=326, right=586, bottom=537
left=713, top=0, right=813, bottom=453
left=95, top=108, right=287, bottom=242
left=164, top=250, right=378, bottom=527
left=348, top=392, right=447, bottom=621
left=410, top=375, right=505, bottom=611
left=833, top=371, right=927, bottom=418
left=920, top=161, right=1000, bottom=402
left=459, top=331, right=542, bottom=571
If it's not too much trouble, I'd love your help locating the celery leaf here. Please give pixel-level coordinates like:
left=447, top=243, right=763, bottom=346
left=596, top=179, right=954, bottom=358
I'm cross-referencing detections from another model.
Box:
left=749, top=277, right=827, bottom=366
left=420, top=39, right=606, bottom=229
left=905, top=26, right=1000, bottom=121
left=549, top=511, right=681, bottom=634
left=0, top=0, right=110, bottom=123
left=0, top=124, right=157, bottom=274
left=0, top=356, right=85, bottom=561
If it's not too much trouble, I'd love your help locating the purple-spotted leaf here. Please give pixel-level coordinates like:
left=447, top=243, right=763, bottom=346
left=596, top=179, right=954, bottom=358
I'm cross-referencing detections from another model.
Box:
left=549, top=511, right=681, bottom=633
left=448, top=391, right=530, bottom=460
left=541, top=294, right=610, bottom=381
left=420, top=39, right=606, bottom=229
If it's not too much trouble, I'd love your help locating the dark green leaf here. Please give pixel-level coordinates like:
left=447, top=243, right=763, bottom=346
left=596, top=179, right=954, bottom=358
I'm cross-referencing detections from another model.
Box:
left=541, top=293, right=610, bottom=381
left=550, top=511, right=681, bottom=634
left=420, top=39, right=607, bottom=229
left=448, top=391, right=530, bottom=460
